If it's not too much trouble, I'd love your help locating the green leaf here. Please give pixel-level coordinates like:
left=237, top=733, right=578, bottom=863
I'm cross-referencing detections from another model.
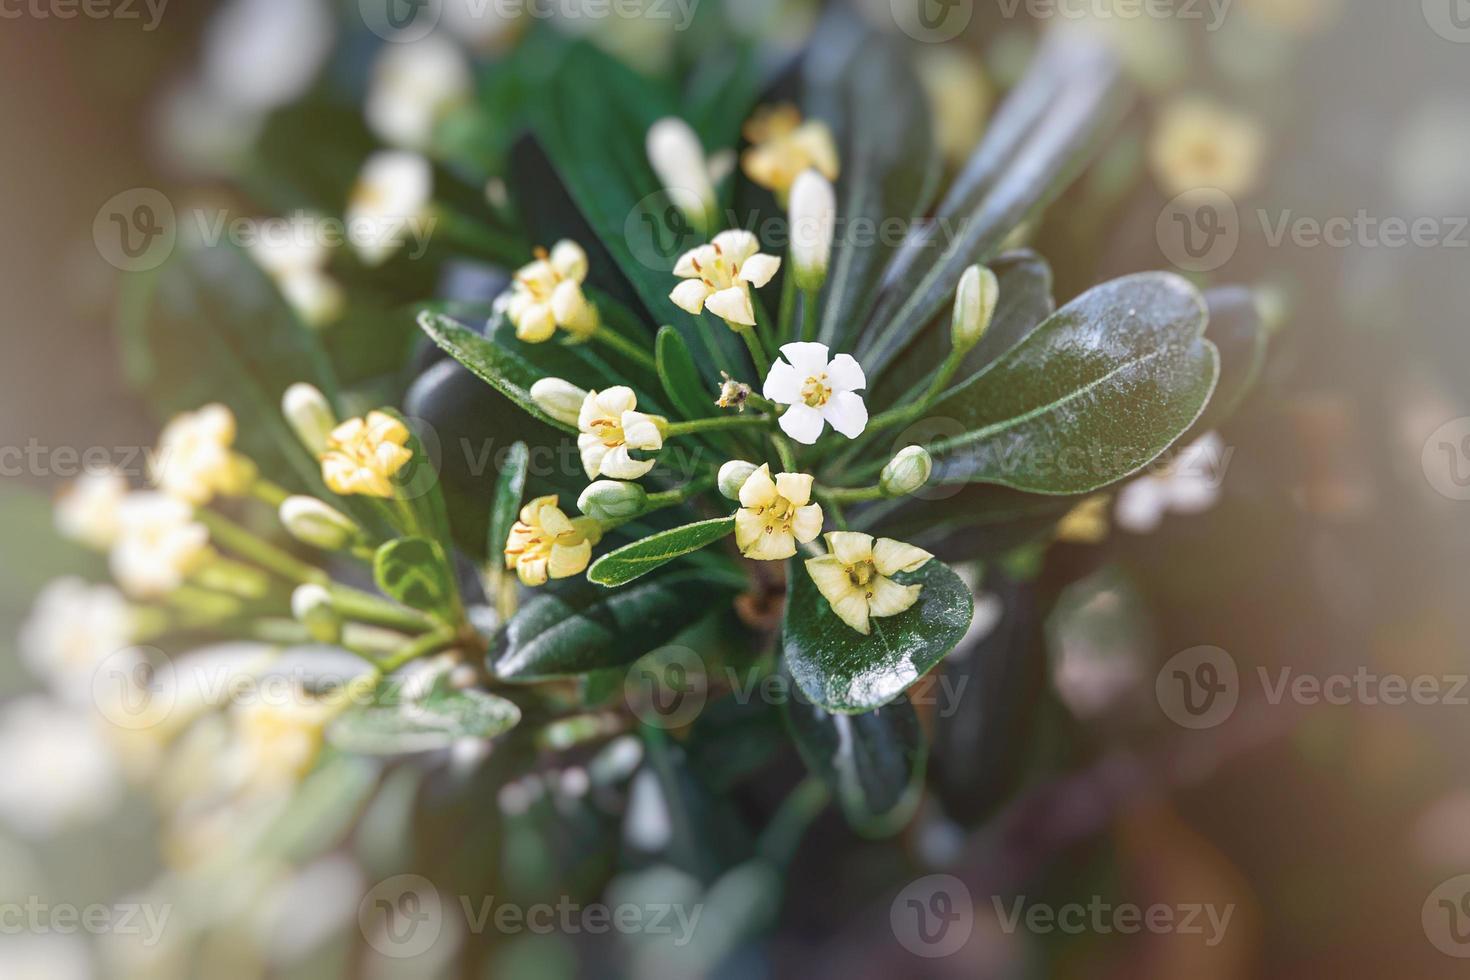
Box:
left=329, top=687, right=522, bottom=756
left=656, top=327, right=715, bottom=422
left=587, top=517, right=736, bottom=587
left=922, top=272, right=1219, bottom=495
left=785, top=687, right=926, bottom=838
left=418, top=309, right=577, bottom=432
left=1194, top=285, right=1268, bottom=433
left=378, top=407, right=455, bottom=563
left=783, top=558, right=973, bottom=713
left=488, top=442, right=530, bottom=559
left=492, top=572, right=741, bottom=681
left=373, top=538, right=458, bottom=622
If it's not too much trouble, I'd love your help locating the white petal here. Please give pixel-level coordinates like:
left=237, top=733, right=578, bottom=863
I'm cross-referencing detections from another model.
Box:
left=712, top=230, right=759, bottom=263
left=579, top=437, right=609, bottom=480
left=737, top=253, right=781, bottom=288
left=597, top=386, right=639, bottom=416
left=599, top=446, right=656, bottom=481
left=1166, top=473, right=1221, bottom=515
left=778, top=404, right=826, bottom=445
left=621, top=412, right=664, bottom=451
left=823, top=391, right=868, bottom=439
left=673, top=245, right=715, bottom=278
left=670, top=279, right=712, bottom=315
left=549, top=240, right=588, bottom=281
left=1114, top=479, right=1167, bottom=534
left=872, top=538, right=933, bottom=577
left=826, top=531, right=875, bottom=565
left=762, top=360, right=803, bottom=404
left=775, top=472, right=814, bottom=507
left=868, top=577, right=922, bottom=619
left=826, top=353, right=866, bottom=393
left=705, top=287, right=755, bottom=326
left=550, top=279, right=589, bottom=326
left=779, top=342, right=830, bottom=378
left=739, top=464, right=777, bottom=509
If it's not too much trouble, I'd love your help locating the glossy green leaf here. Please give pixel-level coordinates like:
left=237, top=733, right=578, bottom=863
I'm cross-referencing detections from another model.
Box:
left=488, top=442, right=530, bottom=560
left=374, top=538, right=458, bottom=622
left=587, top=517, right=736, bottom=587
left=656, top=327, right=715, bottom=422
left=785, top=687, right=926, bottom=838
left=922, top=272, right=1219, bottom=494
left=329, top=687, right=522, bottom=756
left=783, top=558, right=973, bottom=713
left=378, top=407, right=455, bottom=562
left=492, top=572, right=741, bottom=681
left=417, top=309, right=577, bottom=432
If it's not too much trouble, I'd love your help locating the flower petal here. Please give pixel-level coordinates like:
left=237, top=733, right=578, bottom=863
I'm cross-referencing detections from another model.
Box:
left=762, top=360, right=803, bottom=404
left=825, top=531, right=875, bottom=565
left=599, top=446, right=656, bottom=481
left=705, top=286, right=755, bottom=326
left=872, top=538, right=933, bottom=576
left=549, top=240, right=588, bottom=282
left=550, top=279, right=589, bottom=326
left=867, top=576, right=921, bottom=619
left=790, top=503, right=824, bottom=544
left=674, top=245, right=715, bottom=278
left=1114, top=479, right=1166, bottom=534
left=516, top=556, right=549, bottom=587
left=548, top=539, right=592, bottom=579
left=778, top=342, right=830, bottom=378
left=823, top=391, right=868, bottom=439
left=805, top=556, right=857, bottom=604
left=515, top=302, right=557, bottom=342
left=826, top=354, right=866, bottom=393
left=712, top=230, right=759, bottom=263
left=743, top=529, right=796, bottom=562
left=597, top=386, right=639, bottom=416
left=738, top=464, right=777, bottom=509
left=737, top=253, right=781, bottom=288
left=796, top=123, right=840, bottom=180
left=830, top=592, right=871, bottom=635
left=538, top=503, right=575, bottom=537
left=735, top=508, right=766, bottom=552
left=670, top=279, right=712, bottom=315
left=778, top=404, right=826, bottom=445
left=621, top=411, right=664, bottom=451
left=775, top=472, right=814, bottom=507
left=578, top=438, right=609, bottom=480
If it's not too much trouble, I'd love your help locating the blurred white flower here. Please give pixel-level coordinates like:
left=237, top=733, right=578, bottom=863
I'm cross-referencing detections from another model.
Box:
left=1149, top=97, right=1266, bottom=199
left=110, top=494, right=212, bottom=599
left=201, top=0, right=334, bottom=113
left=230, top=695, right=336, bottom=791
left=0, top=698, right=122, bottom=838
left=646, top=118, right=728, bottom=229
left=19, top=578, right=134, bottom=702
left=0, top=933, right=94, bottom=980
left=151, top=404, right=254, bottom=506
left=248, top=221, right=344, bottom=329
left=1115, top=433, right=1228, bottom=534
left=54, top=468, right=127, bottom=550
left=441, top=0, right=523, bottom=50
left=250, top=856, right=364, bottom=967
left=762, top=342, right=868, bottom=445
left=345, top=151, right=434, bottom=267
left=366, top=35, right=472, bottom=152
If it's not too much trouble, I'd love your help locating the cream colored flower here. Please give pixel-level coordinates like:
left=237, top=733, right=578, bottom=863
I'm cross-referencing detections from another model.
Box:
left=232, top=695, right=336, bottom=790
left=19, top=578, right=134, bottom=701
left=804, top=532, right=933, bottom=635
left=577, top=387, right=665, bottom=481
left=110, top=493, right=212, bottom=599
left=670, top=230, right=781, bottom=328
left=365, top=34, right=471, bottom=151
left=1149, top=97, right=1266, bottom=199
left=915, top=47, right=992, bottom=166
left=503, top=495, right=602, bottom=587
left=505, top=240, right=600, bottom=343
left=320, top=412, right=413, bottom=498
left=151, top=404, right=255, bottom=506
left=0, top=698, right=122, bottom=838
left=1055, top=496, right=1111, bottom=545
left=734, top=464, right=824, bottom=562
left=346, top=150, right=433, bottom=267
left=741, top=104, right=839, bottom=199
left=55, top=468, right=127, bottom=550
left=1115, top=433, right=1226, bottom=534
left=247, top=217, right=344, bottom=329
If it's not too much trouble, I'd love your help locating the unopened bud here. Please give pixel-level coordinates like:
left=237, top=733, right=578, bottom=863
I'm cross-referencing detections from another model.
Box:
left=952, top=265, right=999, bottom=353
left=718, top=460, right=759, bottom=501
left=282, top=383, right=337, bottom=456
left=789, top=169, right=836, bottom=291
left=647, top=117, right=716, bottom=227
left=530, top=378, right=589, bottom=428
left=577, top=480, right=647, bottom=523
left=881, top=446, right=933, bottom=498
left=280, top=496, right=360, bottom=551
left=291, top=584, right=342, bottom=644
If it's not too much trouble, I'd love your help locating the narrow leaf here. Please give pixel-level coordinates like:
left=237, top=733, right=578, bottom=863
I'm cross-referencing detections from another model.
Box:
left=588, top=517, right=737, bottom=587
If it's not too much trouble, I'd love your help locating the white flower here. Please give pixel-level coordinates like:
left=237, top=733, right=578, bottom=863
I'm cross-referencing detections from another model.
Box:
left=346, top=150, right=433, bottom=267
left=110, top=493, right=212, bottom=599
left=19, top=578, right=134, bottom=701
left=249, top=221, right=344, bottom=329
left=55, top=468, right=127, bottom=550
left=0, top=934, right=94, bottom=980
left=201, top=0, right=335, bottom=113
left=1115, top=433, right=1227, bottom=534
left=789, top=169, right=835, bottom=290
left=762, top=342, right=868, bottom=445
left=0, top=698, right=122, bottom=838
left=151, top=404, right=254, bottom=506
left=804, top=532, right=933, bottom=635
left=231, top=696, right=336, bottom=791
left=646, top=117, right=726, bottom=227
left=282, top=382, right=338, bottom=456
left=670, top=230, right=781, bottom=329
left=577, top=387, right=665, bottom=480
left=366, top=34, right=472, bottom=151
left=442, top=0, right=523, bottom=48
left=505, top=241, right=600, bottom=343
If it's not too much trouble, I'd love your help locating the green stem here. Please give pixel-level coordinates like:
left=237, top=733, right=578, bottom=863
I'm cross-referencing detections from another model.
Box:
left=770, top=432, right=798, bottom=472
left=663, top=415, right=772, bottom=438
left=250, top=478, right=291, bottom=508
left=777, top=269, right=798, bottom=345
left=601, top=475, right=718, bottom=533
left=819, top=484, right=886, bottom=504
left=328, top=584, right=439, bottom=633
left=737, top=327, right=771, bottom=378
left=375, top=624, right=459, bottom=674
left=758, top=777, right=830, bottom=867
left=589, top=324, right=657, bottom=372
left=800, top=288, right=820, bottom=343
left=196, top=509, right=327, bottom=587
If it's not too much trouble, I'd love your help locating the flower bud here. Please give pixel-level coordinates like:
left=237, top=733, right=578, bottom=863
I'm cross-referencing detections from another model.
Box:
left=647, top=117, right=716, bottom=228
left=952, top=264, right=999, bottom=353
left=577, top=480, right=647, bottom=523
left=530, top=378, right=589, bottom=428
left=291, top=584, right=342, bottom=645
left=789, top=169, right=836, bottom=291
left=718, top=460, right=759, bottom=501
left=880, top=446, right=933, bottom=498
left=282, top=383, right=337, bottom=456
left=280, top=496, right=360, bottom=551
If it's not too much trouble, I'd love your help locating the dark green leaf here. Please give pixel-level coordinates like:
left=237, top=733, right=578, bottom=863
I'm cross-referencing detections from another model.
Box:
left=492, top=572, right=741, bottom=681
left=417, top=308, right=576, bottom=432
left=488, top=442, right=530, bottom=560
left=329, top=685, right=521, bottom=756
left=783, top=558, right=973, bottom=713
left=379, top=408, right=455, bottom=563
left=374, top=538, right=458, bottom=622
left=587, top=517, right=736, bottom=587
left=785, top=686, right=926, bottom=838
left=656, top=327, right=715, bottom=422
left=921, top=272, right=1219, bottom=495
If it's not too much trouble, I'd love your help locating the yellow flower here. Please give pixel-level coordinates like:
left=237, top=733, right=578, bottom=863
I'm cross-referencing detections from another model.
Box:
left=151, top=404, right=256, bottom=506
left=504, top=495, right=603, bottom=587
left=740, top=104, right=839, bottom=199
left=805, top=532, right=933, bottom=635
left=320, top=412, right=413, bottom=498
left=1149, top=97, right=1266, bottom=199
left=577, top=387, right=666, bottom=481
left=1055, top=496, right=1111, bottom=545
left=734, top=464, right=824, bottom=562
left=505, top=240, right=600, bottom=343
left=670, top=230, right=782, bottom=329
left=233, top=696, right=335, bottom=790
